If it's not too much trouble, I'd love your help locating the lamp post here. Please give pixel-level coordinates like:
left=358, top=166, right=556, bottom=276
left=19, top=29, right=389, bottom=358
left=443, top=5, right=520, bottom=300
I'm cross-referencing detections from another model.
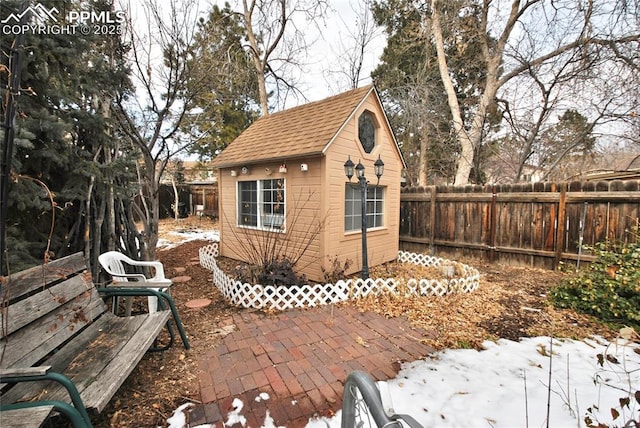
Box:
left=344, top=155, right=384, bottom=279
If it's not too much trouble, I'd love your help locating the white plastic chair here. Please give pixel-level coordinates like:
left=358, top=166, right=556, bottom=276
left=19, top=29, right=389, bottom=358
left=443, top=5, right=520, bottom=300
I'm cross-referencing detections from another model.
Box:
left=98, top=251, right=173, bottom=315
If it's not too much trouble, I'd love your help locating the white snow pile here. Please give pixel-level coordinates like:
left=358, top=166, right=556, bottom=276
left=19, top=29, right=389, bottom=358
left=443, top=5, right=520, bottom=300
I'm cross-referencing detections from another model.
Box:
left=308, top=335, right=639, bottom=428
left=157, top=228, right=220, bottom=249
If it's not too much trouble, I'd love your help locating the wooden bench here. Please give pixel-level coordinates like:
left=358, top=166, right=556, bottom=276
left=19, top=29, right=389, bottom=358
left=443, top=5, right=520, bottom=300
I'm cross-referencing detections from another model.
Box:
left=0, top=252, right=190, bottom=428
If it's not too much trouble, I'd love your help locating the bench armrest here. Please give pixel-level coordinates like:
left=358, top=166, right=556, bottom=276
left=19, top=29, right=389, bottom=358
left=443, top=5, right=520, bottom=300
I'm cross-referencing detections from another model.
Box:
left=97, top=288, right=190, bottom=350
left=0, top=370, right=92, bottom=428
left=105, top=279, right=172, bottom=288
left=0, top=366, right=51, bottom=378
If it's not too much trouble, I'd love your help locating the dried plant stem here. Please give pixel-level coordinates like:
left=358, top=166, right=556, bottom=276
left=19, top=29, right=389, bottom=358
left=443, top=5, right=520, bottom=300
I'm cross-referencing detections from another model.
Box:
left=16, top=175, right=56, bottom=262
left=523, top=369, right=529, bottom=428
left=546, top=336, right=553, bottom=428
left=222, top=189, right=327, bottom=284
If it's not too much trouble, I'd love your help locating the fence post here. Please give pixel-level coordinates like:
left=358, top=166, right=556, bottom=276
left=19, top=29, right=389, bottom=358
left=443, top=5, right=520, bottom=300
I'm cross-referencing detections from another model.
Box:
left=429, top=186, right=436, bottom=254
left=488, top=185, right=498, bottom=263
left=554, top=183, right=567, bottom=268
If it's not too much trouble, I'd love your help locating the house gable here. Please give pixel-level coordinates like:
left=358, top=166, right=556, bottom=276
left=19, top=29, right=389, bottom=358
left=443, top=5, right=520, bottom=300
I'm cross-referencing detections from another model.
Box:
left=322, top=87, right=405, bottom=169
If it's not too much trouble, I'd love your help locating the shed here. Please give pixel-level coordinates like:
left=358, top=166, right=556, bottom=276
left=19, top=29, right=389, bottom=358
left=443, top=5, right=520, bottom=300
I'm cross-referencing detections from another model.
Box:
left=211, top=85, right=405, bottom=281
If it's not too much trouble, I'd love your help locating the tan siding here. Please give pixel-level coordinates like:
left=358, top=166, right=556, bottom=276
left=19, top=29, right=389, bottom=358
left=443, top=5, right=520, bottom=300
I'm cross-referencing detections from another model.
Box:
left=286, top=157, right=324, bottom=280
left=218, top=158, right=325, bottom=282
left=218, top=89, right=403, bottom=283
left=322, top=92, right=403, bottom=277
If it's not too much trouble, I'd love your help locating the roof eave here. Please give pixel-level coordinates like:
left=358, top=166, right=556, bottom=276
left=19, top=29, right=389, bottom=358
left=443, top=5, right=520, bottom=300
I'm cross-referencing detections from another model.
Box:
left=212, top=151, right=325, bottom=169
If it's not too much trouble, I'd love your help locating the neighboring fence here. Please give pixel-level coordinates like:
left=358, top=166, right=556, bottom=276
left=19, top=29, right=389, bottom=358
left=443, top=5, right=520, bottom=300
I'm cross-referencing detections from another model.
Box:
left=156, top=185, right=191, bottom=218
left=153, top=184, right=218, bottom=219
left=188, top=184, right=218, bottom=218
left=399, top=180, right=640, bottom=269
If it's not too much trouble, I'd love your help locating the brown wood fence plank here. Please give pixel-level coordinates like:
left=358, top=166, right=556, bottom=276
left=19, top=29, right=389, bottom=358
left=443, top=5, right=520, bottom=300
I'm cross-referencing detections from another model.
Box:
left=429, top=187, right=436, bottom=251
left=399, top=180, right=639, bottom=268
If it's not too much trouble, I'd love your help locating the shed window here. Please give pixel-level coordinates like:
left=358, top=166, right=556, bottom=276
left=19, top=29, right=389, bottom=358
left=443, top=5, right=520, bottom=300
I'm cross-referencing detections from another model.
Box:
left=238, top=179, right=285, bottom=230
left=345, top=184, right=384, bottom=232
left=358, top=111, right=377, bottom=153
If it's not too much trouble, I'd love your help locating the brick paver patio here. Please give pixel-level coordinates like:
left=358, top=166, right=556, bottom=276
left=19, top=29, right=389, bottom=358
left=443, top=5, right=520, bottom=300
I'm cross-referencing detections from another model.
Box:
left=188, top=304, right=435, bottom=427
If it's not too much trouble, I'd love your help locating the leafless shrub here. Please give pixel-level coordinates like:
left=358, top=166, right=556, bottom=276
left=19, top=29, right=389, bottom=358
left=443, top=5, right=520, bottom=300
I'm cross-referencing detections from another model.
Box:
left=223, top=190, right=327, bottom=286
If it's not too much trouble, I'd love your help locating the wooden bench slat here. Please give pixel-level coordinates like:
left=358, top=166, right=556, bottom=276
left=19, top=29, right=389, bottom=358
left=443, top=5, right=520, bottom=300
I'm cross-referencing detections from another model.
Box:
left=81, top=311, right=171, bottom=411
left=1, top=292, right=105, bottom=370
left=4, top=273, right=99, bottom=335
left=2, top=253, right=87, bottom=302
left=0, top=366, right=51, bottom=377
left=55, top=313, right=153, bottom=409
left=0, top=406, right=55, bottom=428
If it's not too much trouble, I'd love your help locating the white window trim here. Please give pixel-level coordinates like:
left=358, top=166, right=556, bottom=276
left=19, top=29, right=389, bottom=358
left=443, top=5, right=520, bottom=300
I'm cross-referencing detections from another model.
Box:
left=344, top=183, right=385, bottom=233
left=237, top=179, right=286, bottom=232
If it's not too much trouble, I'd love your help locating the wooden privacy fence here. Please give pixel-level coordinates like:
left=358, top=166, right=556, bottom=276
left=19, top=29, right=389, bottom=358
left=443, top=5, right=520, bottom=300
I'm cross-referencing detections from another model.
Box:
left=188, top=184, right=218, bottom=218
left=155, top=184, right=218, bottom=219
left=399, top=180, right=640, bottom=268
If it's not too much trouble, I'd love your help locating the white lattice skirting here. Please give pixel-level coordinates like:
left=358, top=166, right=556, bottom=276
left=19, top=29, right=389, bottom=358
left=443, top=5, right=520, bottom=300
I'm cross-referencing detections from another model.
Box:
left=199, top=243, right=480, bottom=311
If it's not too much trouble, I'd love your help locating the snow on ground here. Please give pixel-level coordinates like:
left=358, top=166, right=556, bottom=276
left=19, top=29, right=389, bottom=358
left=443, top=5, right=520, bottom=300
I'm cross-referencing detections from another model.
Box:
left=166, top=336, right=638, bottom=427
left=162, top=228, right=639, bottom=428
left=157, top=228, right=219, bottom=249
left=308, top=335, right=639, bottom=428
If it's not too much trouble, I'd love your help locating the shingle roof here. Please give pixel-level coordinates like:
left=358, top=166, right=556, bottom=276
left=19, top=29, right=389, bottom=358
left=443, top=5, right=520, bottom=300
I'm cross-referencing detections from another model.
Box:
left=211, top=85, right=375, bottom=168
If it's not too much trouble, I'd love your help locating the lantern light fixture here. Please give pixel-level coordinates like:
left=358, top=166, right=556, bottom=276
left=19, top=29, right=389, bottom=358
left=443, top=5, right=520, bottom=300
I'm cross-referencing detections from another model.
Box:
left=374, top=155, right=384, bottom=183
left=342, top=155, right=384, bottom=280
left=344, top=156, right=355, bottom=181
left=355, top=160, right=365, bottom=179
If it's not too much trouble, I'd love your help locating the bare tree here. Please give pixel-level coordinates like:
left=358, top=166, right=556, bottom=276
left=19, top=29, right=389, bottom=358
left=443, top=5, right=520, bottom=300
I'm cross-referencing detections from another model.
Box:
left=494, top=44, right=595, bottom=182
left=324, top=0, right=382, bottom=91
left=236, top=0, right=329, bottom=115
left=113, top=0, right=210, bottom=260
left=165, top=159, right=186, bottom=222
left=427, top=0, right=640, bottom=184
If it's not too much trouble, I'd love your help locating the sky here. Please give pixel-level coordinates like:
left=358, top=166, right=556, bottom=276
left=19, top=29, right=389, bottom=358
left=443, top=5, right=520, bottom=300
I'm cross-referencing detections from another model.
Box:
left=161, top=228, right=640, bottom=428
left=124, top=0, right=386, bottom=108
left=286, top=0, right=386, bottom=104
